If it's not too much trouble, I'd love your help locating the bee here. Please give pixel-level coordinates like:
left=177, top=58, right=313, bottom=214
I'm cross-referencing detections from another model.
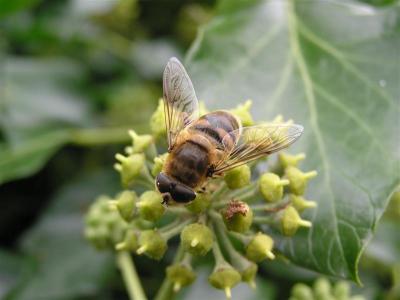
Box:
left=155, top=57, right=304, bottom=205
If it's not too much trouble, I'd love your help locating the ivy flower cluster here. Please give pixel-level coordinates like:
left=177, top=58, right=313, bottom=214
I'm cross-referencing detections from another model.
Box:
left=84, top=100, right=318, bottom=299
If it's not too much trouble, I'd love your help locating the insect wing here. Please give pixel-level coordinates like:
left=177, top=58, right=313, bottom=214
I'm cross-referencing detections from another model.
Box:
left=213, top=124, right=304, bottom=174
left=163, top=57, right=199, bottom=149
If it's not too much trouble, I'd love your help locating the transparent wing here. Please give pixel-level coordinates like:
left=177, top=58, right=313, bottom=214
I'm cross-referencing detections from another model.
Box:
left=213, top=124, right=304, bottom=174
left=163, top=57, right=199, bottom=149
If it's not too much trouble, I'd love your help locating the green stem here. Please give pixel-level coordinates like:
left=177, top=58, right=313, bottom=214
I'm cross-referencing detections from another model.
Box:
left=161, top=218, right=194, bottom=240
left=116, top=251, right=148, bottom=300
left=213, top=217, right=240, bottom=260
left=154, top=245, right=185, bottom=300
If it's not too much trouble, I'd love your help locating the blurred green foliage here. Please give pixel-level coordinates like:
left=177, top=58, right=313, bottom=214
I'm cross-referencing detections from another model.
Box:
left=0, top=0, right=398, bottom=299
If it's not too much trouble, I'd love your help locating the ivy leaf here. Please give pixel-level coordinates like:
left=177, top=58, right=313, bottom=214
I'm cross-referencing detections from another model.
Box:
left=187, top=0, right=399, bottom=282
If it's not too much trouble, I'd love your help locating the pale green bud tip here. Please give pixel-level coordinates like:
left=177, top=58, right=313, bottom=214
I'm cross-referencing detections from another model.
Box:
left=137, top=230, right=167, bottom=260
left=281, top=206, right=312, bottom=236
left=137, top=191, right=165, bottom=222
left=279, top=152, right=306, bottom=169
left=291, top=283, right=314, bottom=300
left=166, top=263, right=196, bottom=292
left=111, top=191, right=137, bottom=222
left=230, top=99, right=254, bottom=127
left=245, top=233, right=274, bottom=262
left=115, top=231, right=138, bottom=252
left=151, top=153, right=168, bottom=177
left=240, top=262, right=258, bottom=287
left=259, top=172, right=289, bottom=203
left=185, top=192, right=211, bottom=213
left=223, top=200, right=253, bottom=233
left=290, top=194, right=317, bottom=213
left=208, top=265, right=241, bottom=298
left=114, top=153, right=146, bottom=187
left=333, top=281, right=350, bottom=299
left=181, top=223, right=213, bottom=256
left=224, top=164, right=251, bottom=189
left=150, top=99, right=167, bottom=137
left=128, top=129, right=153, bottom=153
left=285, top=166, right=317, bottom=195
left=314, top=278, right=332, bottom=298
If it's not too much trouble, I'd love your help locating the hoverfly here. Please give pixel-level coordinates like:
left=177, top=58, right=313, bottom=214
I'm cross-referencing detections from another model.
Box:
left=155, top=57, right=303, bottom=205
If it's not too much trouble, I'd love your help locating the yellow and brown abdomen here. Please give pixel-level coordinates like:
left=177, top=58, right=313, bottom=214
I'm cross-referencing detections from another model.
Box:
left=190, top=110, right=241, bottom=152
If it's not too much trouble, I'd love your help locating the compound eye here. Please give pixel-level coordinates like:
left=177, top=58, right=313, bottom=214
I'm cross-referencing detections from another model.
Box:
left=171, top=184, right=196, bottom=203
left=155, top=173, right=171, bottom=193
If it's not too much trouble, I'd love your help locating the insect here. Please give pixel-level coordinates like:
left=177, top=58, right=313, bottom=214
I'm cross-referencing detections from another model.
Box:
left=155, top=57, right=304, bottom=205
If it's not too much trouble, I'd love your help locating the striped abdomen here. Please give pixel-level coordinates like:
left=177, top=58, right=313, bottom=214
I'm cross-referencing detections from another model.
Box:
left=190, top=111, right=241, bottom=152
left=164, top=111, right=241, bottom=189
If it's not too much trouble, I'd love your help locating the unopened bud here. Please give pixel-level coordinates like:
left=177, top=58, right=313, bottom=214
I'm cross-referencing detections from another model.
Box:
left=114, top=153, right=146, bottom=187
left=208, top=263, right=241, bottom=299
left=224, top=164, right=251, bottom=189
left=166, top=262, right=196, bottom=292
left=115, top=230, right=138, bottom=252
left=279, top=152, right=306, bottom=169
left=281, top=206, right=312, bottom=236
left=259, top=173, right=289, bottom=202
left=185, top=192, right=211, bottom=214
left=137, top=230, right=167, bottom=260
left=128, top=130, right=154, bottom=154
left=333, top=281, right=350, bottom=300
left=109, top=191, right=137, bottom=222
left=230, top=100, right=254, bottom=126
left=285, top=166, right=317, bottom=195
left=223, top=200, right=253, bottom=233
left=245, top=233, right=275, bottom=262
left=313, top=278, right=332, bottom=300
left=181, top=223, right=213, bottom=256
left=289, top=194, right=317, bottom=213
left=151, top=153, right=168, bottom=177
left=150, top=99, right=167, bottom=137
left=137, top=191, right=165, bottom=222
left=291, top=283, right=314, bottom=300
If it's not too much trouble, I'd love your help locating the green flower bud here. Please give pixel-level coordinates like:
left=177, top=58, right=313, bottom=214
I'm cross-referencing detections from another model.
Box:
left=333, top=281, right=350, bottom=300
left=223, top=200, right=253, bottom=233
left=150, top=99, right=166, bottom=137
left=137, top=191, right=165, bottom=222
left=185, top=192, right=211, bottom=214
left=84, top=196, right=128, bottom=250
left=230, top=100, right=254, bottom=126
left=279, top=152, right=306, bottom=169
left=285, top=166, right=317, bottom=195
left=115, top=230, right=139, bottom=252
left=151, top=153, right=168, bottom=177
left=313, top=278, right=332, bottom=300
left=127, top=130, right=154, bottom=154
left=290, top=194, right=317, bottom=213
left=224, top=164, right=251, bottom=190
left=245, top=232, right=275, bottom=262
left=114, top=153, right=146, bottom=187
left=259, top=172, right=289, bottom=202
left=290, top=283, right=314, bottom=300
left=281, top=206, right=312, bottom=236
left=208, top=263, right=241, bottom=299
left=231, top=254, right=257, bottom=288
left=109, top=191, right=137, bottom=222
left=137, top=230, right=167, bottom=260
left=166, top=262, right=196, bottom=292
left=181, top=223, right=213, bottom=256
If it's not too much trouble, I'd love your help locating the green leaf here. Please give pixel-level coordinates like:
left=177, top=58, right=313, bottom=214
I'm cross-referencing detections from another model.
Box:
left=11, top=170, right=120, bottom=300
left=0, top=57, right=91, bottom=184
left=186, top=0, right=400, bottom=282
left=0, top=0, right=42, bottom=17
